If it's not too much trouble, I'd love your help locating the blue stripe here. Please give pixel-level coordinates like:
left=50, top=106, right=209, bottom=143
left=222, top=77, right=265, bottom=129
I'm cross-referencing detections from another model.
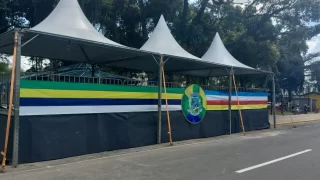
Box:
left=20, top=98, right=181, bottom=106
left=204, top=90, right=267, bottom=97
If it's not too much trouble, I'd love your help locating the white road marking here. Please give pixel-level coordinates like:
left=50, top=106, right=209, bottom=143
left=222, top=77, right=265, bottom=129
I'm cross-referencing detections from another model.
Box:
left=236, top=149, right=312, bottom=173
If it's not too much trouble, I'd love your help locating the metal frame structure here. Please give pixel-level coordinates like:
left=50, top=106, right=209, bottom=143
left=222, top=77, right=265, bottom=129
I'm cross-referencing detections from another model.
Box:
left=12, top=31, right=21, bottom=167
left=0, top=0, right=276, bottom=167
left=2, top=30, right=275, bottom=167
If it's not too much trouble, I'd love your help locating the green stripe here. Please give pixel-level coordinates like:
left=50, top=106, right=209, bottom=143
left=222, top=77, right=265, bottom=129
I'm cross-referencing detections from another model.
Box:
left=193, top=84, right=200, bottom=93
left=181, top=94, right=189, bottom=116
left=20, top=80, right=184, bottom=94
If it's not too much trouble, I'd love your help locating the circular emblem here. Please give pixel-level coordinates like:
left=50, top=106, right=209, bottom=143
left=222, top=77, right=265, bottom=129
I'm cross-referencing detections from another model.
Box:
left=181, top=84, right=207, bottom=124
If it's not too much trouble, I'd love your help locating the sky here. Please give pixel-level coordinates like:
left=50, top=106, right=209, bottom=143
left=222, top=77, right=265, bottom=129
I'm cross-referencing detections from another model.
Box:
left=307, top=34, right=320, bottom=54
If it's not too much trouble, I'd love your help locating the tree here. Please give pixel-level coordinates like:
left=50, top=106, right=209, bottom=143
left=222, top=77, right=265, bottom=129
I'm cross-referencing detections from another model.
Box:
left=0, top=55, right=10, bottom=73
left=305, top=53, right=320, bottom=91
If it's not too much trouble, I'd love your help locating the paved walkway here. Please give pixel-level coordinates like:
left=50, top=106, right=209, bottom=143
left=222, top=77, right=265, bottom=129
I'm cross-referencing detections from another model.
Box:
left=269, top=113, right=320, bottom=125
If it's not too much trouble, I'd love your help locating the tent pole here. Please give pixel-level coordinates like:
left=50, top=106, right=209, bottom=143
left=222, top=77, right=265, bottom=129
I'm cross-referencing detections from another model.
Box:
left=1, top=31, right=19, bottom=172
left=232, top=73, right=246, bottom=135
left=228, top=68, right=233, bottom=135
left=157, top=56, right=163, bottom=144
left=12, top=30, right=21, bottom=168
left=162, top=65, right=173, bottom=145
left=272, top=75, right=276, bottom=129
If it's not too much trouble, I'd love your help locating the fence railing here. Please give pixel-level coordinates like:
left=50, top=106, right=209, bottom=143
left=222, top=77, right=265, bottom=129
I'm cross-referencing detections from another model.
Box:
left=0, top=73, right=268, bottom=108
left=20, top=73, right=267, bottom=92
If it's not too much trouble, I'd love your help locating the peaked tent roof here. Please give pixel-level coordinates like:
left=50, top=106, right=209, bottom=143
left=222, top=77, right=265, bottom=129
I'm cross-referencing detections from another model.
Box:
left=202, top=33, right=255, bottom=69
left=31, top=0, right=123, bottom=46
left=107, top=15, right=228, bottom=73
left=179, top=33, right=272, bottom=76
left=140, top=15, right=201, bottom=60
left=0, top=0, right=150, bottom=64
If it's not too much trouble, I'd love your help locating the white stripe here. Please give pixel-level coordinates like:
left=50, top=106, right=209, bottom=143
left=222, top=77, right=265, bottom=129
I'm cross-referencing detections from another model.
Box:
left=206, top=95, right=267, bottom=101
left=20, top=105, right=182, bottom=116
left=235, top=149, right=312, bottom=173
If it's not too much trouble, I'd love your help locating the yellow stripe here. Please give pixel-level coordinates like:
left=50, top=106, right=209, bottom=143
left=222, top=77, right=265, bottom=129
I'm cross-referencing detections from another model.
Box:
left=21, top=88, right=182, bottom=99
left=207, top=104, right=268, bottom=110
left=185, top=86, right=192, bottom=98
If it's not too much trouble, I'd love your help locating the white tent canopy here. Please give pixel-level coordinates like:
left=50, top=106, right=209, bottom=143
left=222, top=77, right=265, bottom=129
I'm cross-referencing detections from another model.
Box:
left=202, top=33, right=255, bottom=70
left=0, top=0, right=149, bottom=63
left=180, top=33, right=271, bottom=76
left=31, top=0, right=123, bottom=47
left=108, top=15, right=228, bottom=73
left=0, top=0, right=270, bottom=75
left=0, top=2, right=229, bottom=74
left=140, top=15, right=201, bottom=60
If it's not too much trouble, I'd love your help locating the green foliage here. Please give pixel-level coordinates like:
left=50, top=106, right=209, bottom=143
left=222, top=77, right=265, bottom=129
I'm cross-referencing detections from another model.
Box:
left=305, top=53, right=320, bottom=91
left=0, top=55, right=10, bottom=73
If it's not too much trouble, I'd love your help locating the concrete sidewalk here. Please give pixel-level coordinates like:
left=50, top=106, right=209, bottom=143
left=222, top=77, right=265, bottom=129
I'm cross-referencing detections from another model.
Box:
left=269, top=113, right=320, bottom=125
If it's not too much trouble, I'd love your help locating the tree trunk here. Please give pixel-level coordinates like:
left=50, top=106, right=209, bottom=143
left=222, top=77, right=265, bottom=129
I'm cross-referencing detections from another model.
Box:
left=193, top=0, right=209, bottom=24
left=186, top=0, right=209, bottom=46
left=138, top=0, right=148, bottom=41
left=180, top=0, right=189, bottom=44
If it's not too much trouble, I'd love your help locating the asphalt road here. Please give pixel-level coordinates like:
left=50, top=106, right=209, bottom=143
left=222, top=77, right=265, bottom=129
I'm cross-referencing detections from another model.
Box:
left=2, top=122, right=320, bottom=180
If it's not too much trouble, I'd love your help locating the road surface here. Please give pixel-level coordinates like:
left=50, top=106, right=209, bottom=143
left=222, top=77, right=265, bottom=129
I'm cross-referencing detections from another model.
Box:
left=1, top=121, right=320, bottom=180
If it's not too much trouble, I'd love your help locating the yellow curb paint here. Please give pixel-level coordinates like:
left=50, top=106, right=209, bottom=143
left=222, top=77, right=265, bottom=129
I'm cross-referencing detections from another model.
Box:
left=271, top=118, right=320, bottom=126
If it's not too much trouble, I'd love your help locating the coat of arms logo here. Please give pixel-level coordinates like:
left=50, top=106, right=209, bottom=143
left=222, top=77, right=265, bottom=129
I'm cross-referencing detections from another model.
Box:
left=188, top=93, right=202, bottom=116
left=181, top=85, right=207, bottom=124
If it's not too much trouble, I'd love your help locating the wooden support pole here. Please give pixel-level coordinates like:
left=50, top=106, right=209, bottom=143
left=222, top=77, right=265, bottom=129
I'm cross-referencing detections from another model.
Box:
left=232, top=74, right=246, bottom=135
left=1, top=31, right=18, bottom=172
left=162, top=65, right=173, bottom=145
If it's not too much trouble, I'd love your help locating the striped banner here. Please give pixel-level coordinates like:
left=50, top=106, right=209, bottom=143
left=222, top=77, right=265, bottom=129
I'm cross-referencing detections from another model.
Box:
left=20, top=80, right=267, bottom=116
left=205, top=90, right=267, bottom=110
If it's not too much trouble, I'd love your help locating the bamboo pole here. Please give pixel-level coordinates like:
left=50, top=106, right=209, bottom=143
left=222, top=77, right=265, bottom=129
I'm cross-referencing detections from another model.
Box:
left=1, top=31, right=18, bottom=172
left=162, top=65, right=173, bottom=145
left=232, top=74, right=246, bottom=135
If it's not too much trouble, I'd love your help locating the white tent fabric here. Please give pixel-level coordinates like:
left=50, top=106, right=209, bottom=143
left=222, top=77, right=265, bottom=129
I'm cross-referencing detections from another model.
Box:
left=0, top=0, right=150, bottom=64
left=202, top=33, right=254, bottom=70
left=0, top=0, right=269, bottom=75
left=31, top=0, right=123, bottom=47
left=108, top=15, right=228, bottom=73
left=178, top=32, right=271, bottom=75
left=108, top=16, right=271, bottom=75
left=140, top=15, right=201, bottom=60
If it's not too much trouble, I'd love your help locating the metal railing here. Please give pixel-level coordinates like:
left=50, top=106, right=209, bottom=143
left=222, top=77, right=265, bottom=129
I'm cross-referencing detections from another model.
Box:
left=20, top=73, right=267, bottom=91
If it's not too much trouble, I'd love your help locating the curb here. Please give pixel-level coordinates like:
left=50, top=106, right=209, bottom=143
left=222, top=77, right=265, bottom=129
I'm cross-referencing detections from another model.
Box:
left=272, top=118, right=320, bottom=126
